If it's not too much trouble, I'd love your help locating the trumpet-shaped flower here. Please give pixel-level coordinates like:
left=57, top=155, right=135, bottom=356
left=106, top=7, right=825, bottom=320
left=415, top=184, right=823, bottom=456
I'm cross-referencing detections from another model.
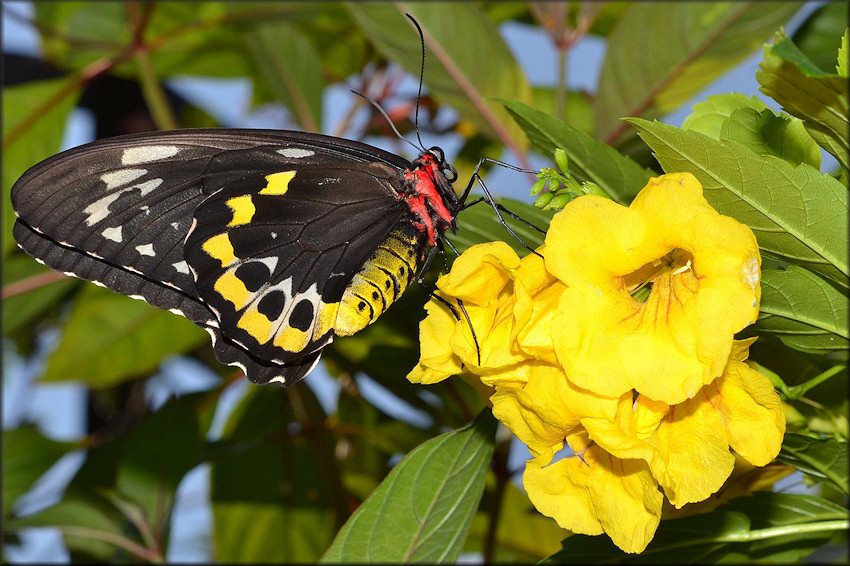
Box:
left=408, top=173, right=784, bottom=554
left=546, top=173, right=762, bottom=405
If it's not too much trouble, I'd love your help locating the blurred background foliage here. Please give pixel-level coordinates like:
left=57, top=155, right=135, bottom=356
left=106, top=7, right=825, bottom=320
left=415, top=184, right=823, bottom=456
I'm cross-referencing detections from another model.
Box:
left=2, top=1, right=847, bottom=563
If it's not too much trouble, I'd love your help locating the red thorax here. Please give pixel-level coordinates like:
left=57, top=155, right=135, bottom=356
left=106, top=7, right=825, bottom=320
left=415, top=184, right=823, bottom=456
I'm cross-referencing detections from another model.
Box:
left=401, top=152, right=456, bottom=246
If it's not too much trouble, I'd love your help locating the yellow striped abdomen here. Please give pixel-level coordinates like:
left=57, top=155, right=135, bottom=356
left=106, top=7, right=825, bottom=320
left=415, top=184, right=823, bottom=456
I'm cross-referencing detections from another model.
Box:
left=335, top=228, right=420, bottom=336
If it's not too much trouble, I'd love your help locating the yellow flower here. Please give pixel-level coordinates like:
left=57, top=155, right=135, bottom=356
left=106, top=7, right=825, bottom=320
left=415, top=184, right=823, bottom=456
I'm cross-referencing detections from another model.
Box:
left=546, top=173, right=761, bottom=404
left=408, top=172, right=782, bottom=554
left=497, top=341, right=784, bottom=552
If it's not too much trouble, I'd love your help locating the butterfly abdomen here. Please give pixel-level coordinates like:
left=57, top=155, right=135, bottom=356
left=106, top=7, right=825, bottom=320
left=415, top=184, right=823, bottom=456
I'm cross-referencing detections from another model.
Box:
left=336, top=225, right=422, bottom=336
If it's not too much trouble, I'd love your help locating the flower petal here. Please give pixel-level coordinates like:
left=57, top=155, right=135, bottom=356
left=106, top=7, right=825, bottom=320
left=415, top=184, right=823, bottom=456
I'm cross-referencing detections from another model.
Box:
left=490, top=363, right=580, bottom=461
left=524, top=447, right=663, bottom=554
left=712, top=360, right=786, bottom=466
left=588, top=450, right=663, bottom=554
left=407, top=296, right=464, bottom=384
left=649, top=390, right=735, bottom=507
left=524, top=454, right=602, bottom=536
left=437, top=241, right=520, bottom=306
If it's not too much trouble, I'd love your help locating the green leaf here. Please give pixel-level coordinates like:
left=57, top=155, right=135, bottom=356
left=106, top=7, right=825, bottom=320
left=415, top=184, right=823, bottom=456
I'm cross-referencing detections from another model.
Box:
left=6, top=497, right=134, bottom=562
left=756, top=267, right=849, bottom=353
left=34, top=3, right=273, bottom=80
left=245, top=20, right=324, bottom=132
left=346, top=2, right=532, bottom=148
left=500, top=99, right=653, bottom=203
left=543, top=492, right=848, bottom=563
left=683, top=94, right=822, bottom=169
left=40, top=285, right=208, bottom=387
left=322, top=410, right=497, bottom=563
left=2, top=426, right=76, bottom=516
left=838, top=29, right=849, bottom=78
left=594, top=2, right=800, bottom=142
left=16, top=394, right=210, bottom=561
left=778, top=433, right=849, bottom=494
left=791, top=3, right=848, bottom=74
left=720, top=107, right=821, bottom=169
left=210, top=387, right=336, bottom=562
left=682, top=93, right=770, bottom=139
left=65, top=393, right=206, bottom=526
left=3, top=78, right=81, bottom=256
left=757, top=30, right=850, bottom=175
left=2, top=254, right=78, bottom=336
left=529, top=87, right=595, bottom=136
left=628, top=118, right=849, bottom=288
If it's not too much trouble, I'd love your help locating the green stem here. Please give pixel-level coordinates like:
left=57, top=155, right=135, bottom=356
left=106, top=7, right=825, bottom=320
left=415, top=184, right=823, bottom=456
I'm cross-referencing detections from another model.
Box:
left=135, top=47, right=178, bottom=130
left=57, top=526, right=163, bottom=563
left=641, top=519, right=849, bottom=556
left=555, top=48, right=566, bottom=122
left=785, top=365, right=846, bottom=400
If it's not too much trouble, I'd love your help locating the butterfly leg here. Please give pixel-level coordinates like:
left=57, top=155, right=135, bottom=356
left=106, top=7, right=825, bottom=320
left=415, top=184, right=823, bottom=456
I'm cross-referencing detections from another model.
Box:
left=415, top=242, right=482, bottom=366
left=455, top=157, right=545, bottom=258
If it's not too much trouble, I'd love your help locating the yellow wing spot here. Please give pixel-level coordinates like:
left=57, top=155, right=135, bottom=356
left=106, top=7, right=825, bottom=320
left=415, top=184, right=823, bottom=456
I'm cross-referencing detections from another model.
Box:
left=238, top=308, right=273, bottom=343
left=226, top=195, right=256, bottom=227
left=259, top=171, right=296, bottom=195
left=202, top=233, right=237, bottom=267
left=274, top=326, right=310, bottom=352
left=214, top=271, right=251, bottom=310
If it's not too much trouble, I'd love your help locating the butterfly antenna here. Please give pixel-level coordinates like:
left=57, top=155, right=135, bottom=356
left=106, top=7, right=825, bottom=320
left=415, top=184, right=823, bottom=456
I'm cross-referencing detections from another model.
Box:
left=405, top=13, right=427, bottom=151
left=351, top=90, right=421, bottom=155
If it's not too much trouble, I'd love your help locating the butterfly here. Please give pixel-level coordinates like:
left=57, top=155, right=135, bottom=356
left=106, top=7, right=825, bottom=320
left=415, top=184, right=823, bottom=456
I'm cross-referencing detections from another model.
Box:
left=11, top=127, right=474, bottom=386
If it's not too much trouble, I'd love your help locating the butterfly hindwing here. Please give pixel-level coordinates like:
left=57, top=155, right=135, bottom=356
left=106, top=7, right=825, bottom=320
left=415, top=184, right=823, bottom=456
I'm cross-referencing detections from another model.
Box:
left=185, top=162, right=409, bottom=366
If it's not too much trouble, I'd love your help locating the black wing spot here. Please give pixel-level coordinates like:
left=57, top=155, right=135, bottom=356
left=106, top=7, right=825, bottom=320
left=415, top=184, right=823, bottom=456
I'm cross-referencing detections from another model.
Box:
left=371, top=290, right=379, bottom=300
left=290, top=299, right=315, bottom=331
left=357, top=301, right=366, bottom=312
left=398, top=266, right=406, bottom=276
left=235, top=261, right=272, bottom=293
left=258, top=290, right=286, bottom=321
left=385, top=279, right=392, bottom=289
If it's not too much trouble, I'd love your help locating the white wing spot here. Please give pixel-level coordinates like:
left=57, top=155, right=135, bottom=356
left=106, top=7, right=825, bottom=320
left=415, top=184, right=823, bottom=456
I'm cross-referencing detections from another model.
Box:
left=83, top=178, right=163, bottom=226
left=101, top=169, right=146, bottom=189
left=136, top=243, right=156, bottom=256
left=127, top=294, right=145, bottom=302
left=101, top=226, right=123, bottom=243
left=173, top=260, right=190, bottom=274
left=83, top=193, right=123, bottom=226
left=254, top=256, right=279, bottom=274
left=168, top=308, right=185, bottom=316
left=171, top=222, right=180, bottom=230
left=140, top=205, right=150, bottom=215
left=121, top=145, right=180, bottom=165
left=277, top=148, right=315, bottom=159
left=271, top=232, right=277, bottom=239
left=135, top=178, right=163, bottom=196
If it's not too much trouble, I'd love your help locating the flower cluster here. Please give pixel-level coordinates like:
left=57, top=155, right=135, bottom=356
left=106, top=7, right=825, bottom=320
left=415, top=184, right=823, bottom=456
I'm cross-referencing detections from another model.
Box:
left=409, top=173, right=785, bottom=553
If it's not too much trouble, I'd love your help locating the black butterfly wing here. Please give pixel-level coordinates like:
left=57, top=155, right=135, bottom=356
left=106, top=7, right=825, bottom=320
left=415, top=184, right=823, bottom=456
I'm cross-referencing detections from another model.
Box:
left=11, top=128, right=412, bottom=385
left=184, top=161, right=410, bottom=373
